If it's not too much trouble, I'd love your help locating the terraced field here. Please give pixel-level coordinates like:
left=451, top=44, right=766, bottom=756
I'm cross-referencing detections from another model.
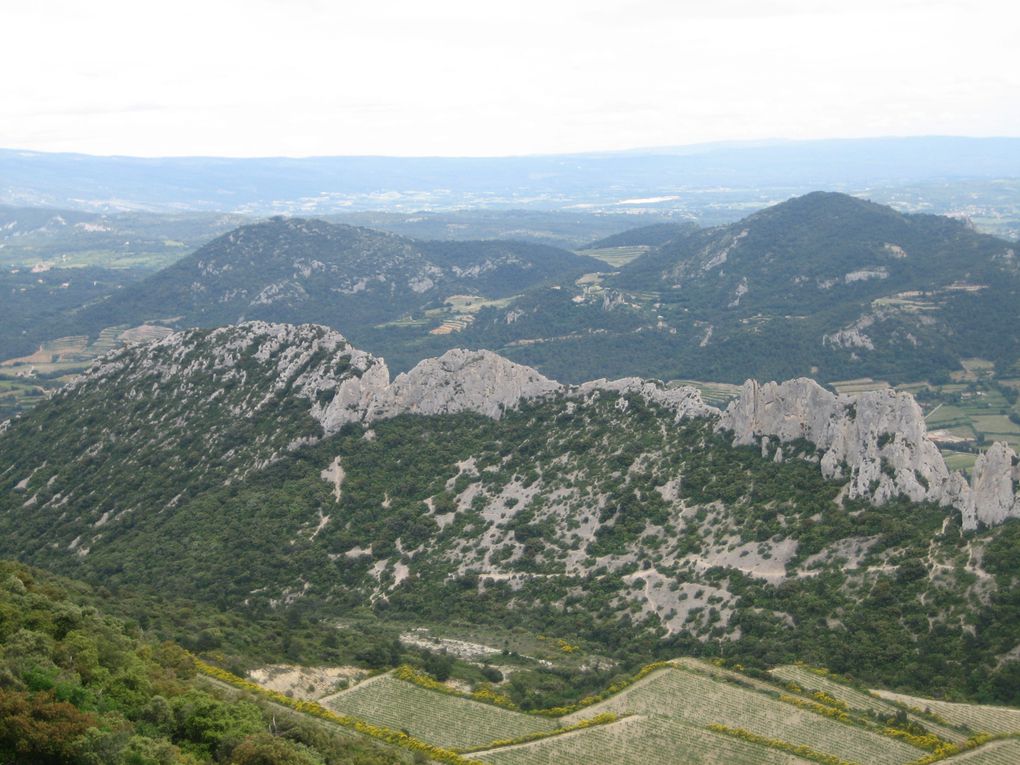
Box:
left=229, top=656, right=1020, bottom=765
left=562, top=666, right=920, bottom=765
left=475, top=715, right=814, bottom=765
left=871, top=690, right=1020, bottom=736
left=575, top=245, right=650, bottom=267
left=771, top=665, right=968, bottom=743
left=671, top=380, right=743, bottom=407
left=0, top=324, right=174, bottom=418
left=830, top=378, right=891, bottom=395
left=942, top=738, right=1020, bottom=764
left=325, top=674, right=557, bottom=750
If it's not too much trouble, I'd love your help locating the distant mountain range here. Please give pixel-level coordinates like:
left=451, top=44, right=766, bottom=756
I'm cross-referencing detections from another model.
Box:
left=4, top=137, right=1020, bottom=215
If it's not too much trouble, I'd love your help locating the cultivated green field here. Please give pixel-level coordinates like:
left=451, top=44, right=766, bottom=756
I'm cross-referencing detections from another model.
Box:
left=830, top=378, right=891, bottom=395
left=771, top=665, right=968, bottom=743
left=574, top=245, right=650, bottom=267
left=0, top=324, right=173, bottom=418
left=0, top=378, right=47, bottom=420
left=670, top=379, right=744, bottom=406
left=475, top=715, right=814, bottom=765
left=325, top=675, right=557, bottom=750
left=942, top=739, right=1020, bottom=764
left=237, top=655, right=1020, bottom=765
left=562, top=665, right=919, bottom=765
left=871, top=690, right=1020, bottom=736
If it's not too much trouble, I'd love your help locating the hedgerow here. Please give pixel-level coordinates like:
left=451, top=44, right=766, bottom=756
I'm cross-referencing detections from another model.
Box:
left=535, top=660, right=677, bottom=717
left=707, top=723, right=859, bottom=765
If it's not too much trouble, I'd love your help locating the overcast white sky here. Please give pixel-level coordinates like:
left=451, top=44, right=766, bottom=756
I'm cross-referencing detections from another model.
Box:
left=2, top=0, right=1018, bottom=157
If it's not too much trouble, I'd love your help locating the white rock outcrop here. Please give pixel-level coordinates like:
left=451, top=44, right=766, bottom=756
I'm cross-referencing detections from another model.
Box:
left=717, top=378, right=1019, bottom=528
left=74, top=323, right=716, bottom=445
left=965, top=441, right=1020, bottom=528
left=71, top=321, right=1020, bottom=530
left=367, top=349, right=561, bottom=421
left=573, top=377, right=718, bottom=422
left=719, top=378, right=960, bottom=505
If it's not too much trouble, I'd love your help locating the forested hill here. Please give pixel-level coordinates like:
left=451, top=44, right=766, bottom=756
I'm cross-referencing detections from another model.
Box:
left=586, top=222, right=696, bottom=249
left=455, top=192, right=1020, bottom=384
left=13, top=193, right=1019, bottom=394
left=4, top=322, right=1020, bottom=706
left=64, top=216, right=602, bottom=339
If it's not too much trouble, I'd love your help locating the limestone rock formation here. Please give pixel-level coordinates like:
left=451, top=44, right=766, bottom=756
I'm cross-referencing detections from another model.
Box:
left=573, top=377, right=718, bottom=421
left=965, top=441, right=1020, bottom=528
left=368, top=348, right=561, bottom=421
left=717, top=378, right=962, bottom=507
left=70, top=322, right=1020, bottom=530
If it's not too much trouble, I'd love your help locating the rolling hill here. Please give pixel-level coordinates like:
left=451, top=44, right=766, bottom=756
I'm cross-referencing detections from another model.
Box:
left=456, top=192, right=1020, bottom=384
left=585, top=222, right=697, bottom=250
left=64, top=217, right=602, bottom=342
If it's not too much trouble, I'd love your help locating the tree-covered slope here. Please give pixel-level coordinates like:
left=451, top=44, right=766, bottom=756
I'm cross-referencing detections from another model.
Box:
left=456, top=193, right=1020, bottom=384
left=0, top=560, right=403, bottom=765
left=68, top=217, right=602, bottom=339
left=586, top=222, right=696, bottom=249
left=4, top=323, right=1020, bottom=705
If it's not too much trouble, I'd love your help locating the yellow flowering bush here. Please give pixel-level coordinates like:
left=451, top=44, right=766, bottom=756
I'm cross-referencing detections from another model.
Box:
left=906, top=733, right=997, bottom=765
left=778, top=694, right=852, bottom=723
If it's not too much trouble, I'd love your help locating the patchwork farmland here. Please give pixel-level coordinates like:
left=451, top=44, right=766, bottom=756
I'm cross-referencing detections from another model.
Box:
left=239, top=658, right=1020, bottom=765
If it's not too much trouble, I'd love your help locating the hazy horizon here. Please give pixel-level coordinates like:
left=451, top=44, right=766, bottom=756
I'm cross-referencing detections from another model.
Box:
left=3, top=133, right=1020, bottom=161
left=4, top=0, right=1017, bottom=157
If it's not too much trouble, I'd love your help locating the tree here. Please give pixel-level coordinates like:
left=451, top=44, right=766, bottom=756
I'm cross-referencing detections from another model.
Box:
left=228, top=733, right=324, bottom=765
left=0, top=689, right=95, bottom=763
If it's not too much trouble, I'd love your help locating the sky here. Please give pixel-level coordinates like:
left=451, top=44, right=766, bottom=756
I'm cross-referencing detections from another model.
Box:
left=1, top=0, right=1018, bottom=157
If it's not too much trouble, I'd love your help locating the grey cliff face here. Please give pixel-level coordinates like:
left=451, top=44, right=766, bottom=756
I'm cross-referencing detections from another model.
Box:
left=965, top=441, right=1020, bottom=528
left=718, top=378, right=956, bottom=506
left=367, top=348, right=561, bottom=421
left=717, top=378, right=1017, bottom=529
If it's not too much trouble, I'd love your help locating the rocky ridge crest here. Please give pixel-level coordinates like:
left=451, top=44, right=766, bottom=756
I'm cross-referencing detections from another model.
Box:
left=73, top=322, right=714, bottom=436
left=70, top=322, right=1020, bottom=529
left=717, top=378, right=1016, bottom=529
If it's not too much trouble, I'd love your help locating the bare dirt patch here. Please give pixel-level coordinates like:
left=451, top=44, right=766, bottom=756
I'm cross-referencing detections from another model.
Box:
left=247, top=664, right=368, bottom=701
